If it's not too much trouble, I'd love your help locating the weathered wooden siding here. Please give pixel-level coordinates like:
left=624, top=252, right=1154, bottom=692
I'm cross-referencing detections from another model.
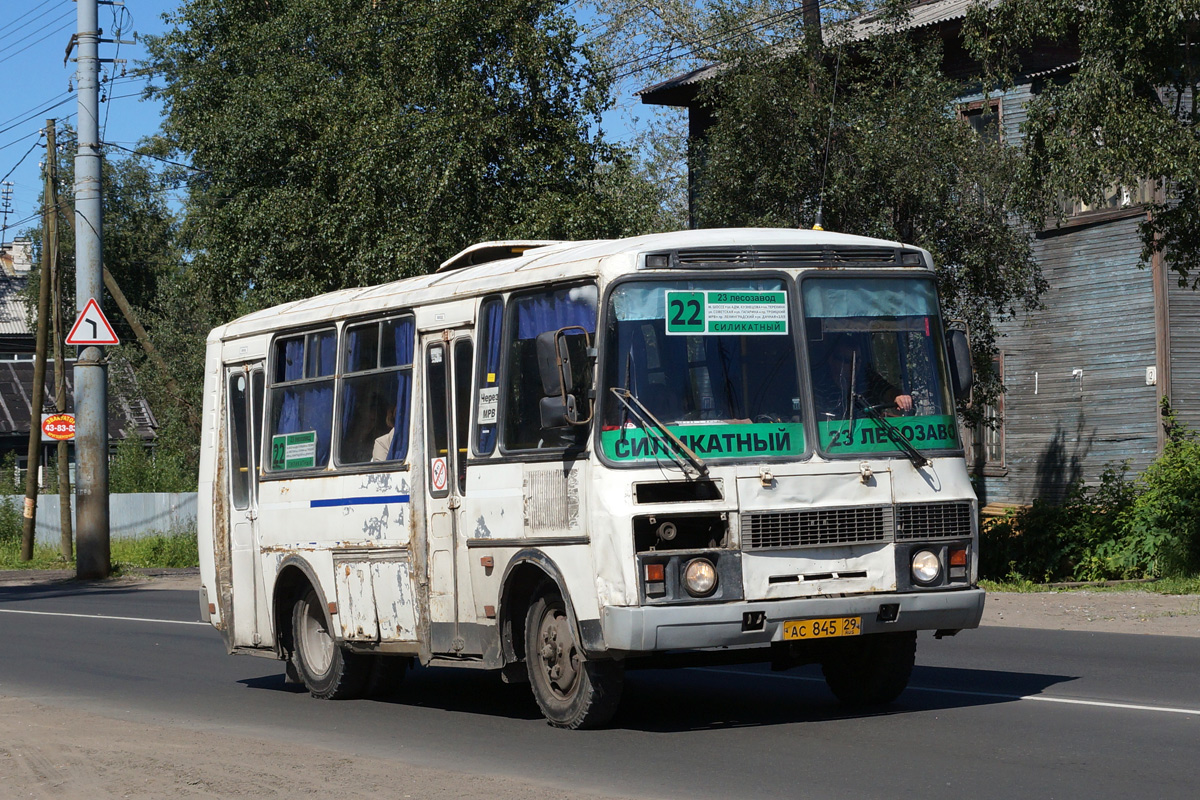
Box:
left=1167, top=271, right=1200, bottom=430
left=978, top=216, right=1161, bottom=505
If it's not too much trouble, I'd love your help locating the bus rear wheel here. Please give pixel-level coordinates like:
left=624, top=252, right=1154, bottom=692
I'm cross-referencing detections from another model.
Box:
left=525, top=589, right=623, bottom=729
left=291, top=588, right=369, bottom=700
left=821, top=630, right=917, bottom=708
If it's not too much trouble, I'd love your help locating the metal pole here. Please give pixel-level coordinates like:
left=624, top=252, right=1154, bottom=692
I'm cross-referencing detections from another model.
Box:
left=74, top=0, right=109, bottom=579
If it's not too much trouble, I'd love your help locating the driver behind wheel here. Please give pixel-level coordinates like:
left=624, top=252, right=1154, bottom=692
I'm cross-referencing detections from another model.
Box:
left=811, top=337, right=912, bottom=420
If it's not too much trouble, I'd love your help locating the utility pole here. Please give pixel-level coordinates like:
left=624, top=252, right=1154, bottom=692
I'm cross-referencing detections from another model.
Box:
left=74, top=0, right=110, bottom=579
left=19, top=122, right=56, bottom=561
left=48, top=123, right=73, bottom=561
left=1, top=181, right=12, bottom=240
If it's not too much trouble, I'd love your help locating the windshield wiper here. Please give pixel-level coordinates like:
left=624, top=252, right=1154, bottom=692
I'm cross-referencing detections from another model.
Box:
left=609, top=387, right=707, bottom=478
left=853, top=393, right=930, bottom=469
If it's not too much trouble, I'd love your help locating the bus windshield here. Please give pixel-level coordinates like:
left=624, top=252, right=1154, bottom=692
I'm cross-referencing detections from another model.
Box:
left=600, top=278, right=804, bottom=464
left=802, top=276, right=959, bottom=456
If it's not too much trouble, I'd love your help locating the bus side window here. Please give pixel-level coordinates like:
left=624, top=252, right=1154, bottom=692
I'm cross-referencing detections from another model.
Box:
left=266, top=329, right=336, bottom=471
left=338, top=316, right=415, bottom=466
left=475, top=297, right=502, bottom=456
left=502, top=284, right=597, bottom=451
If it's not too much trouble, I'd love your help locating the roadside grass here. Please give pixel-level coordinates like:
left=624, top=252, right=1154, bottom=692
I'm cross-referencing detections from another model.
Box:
left=982, top=576, right=1200, bottom=595
left=0, top=531, right=199, bottom=571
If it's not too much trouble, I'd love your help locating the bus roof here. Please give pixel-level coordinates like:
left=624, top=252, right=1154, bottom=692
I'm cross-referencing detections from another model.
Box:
left=211, top=227, right=920, bottom=342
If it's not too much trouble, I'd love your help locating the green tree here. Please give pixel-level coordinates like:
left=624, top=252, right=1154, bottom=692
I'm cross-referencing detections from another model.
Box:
left=142, top=0, right=668, bottom=318
left=685, top=2, right=1045, bottom=404
left=965, top=0, right=1200, bottom=286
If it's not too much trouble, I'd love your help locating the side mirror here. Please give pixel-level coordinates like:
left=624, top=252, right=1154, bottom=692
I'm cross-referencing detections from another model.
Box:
left=536, top=330, right=573, bottom=397
left=539, top=395, right=577, bottom=429
left=947, top=328, right=974, bottom=398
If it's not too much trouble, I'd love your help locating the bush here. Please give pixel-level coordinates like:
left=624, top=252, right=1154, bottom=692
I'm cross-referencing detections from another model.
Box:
left=982, top=400, right=1200, bottom=582
left=0, top=497, right=20, bottom=548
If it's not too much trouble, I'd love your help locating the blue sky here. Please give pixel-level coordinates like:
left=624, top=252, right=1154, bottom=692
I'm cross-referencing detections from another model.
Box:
left=0, top=0, right=664, bottom=244
left=1, top=0, right=178, bottom=237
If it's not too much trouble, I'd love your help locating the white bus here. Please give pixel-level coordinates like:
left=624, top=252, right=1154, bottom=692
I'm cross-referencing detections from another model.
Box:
left=198, top=228, right=984, bottom=728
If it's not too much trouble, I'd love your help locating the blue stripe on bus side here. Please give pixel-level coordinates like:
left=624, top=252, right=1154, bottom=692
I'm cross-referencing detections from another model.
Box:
left=309, top=495, right=411, bottom=508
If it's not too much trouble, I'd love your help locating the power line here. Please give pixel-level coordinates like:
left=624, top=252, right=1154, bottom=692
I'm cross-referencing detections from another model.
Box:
left=0, top=90, right=73, bottom=131
left=0, top=94, right=76, bottom=139
left=0, top=133, right=44, bottom=188
left=0, top=12, right=74, bottom=65
left=0, top=0, right=67, bottom=43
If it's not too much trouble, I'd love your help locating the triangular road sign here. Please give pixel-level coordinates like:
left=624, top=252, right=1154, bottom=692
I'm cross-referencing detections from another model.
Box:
left=66, top=298, right=120, bottom=346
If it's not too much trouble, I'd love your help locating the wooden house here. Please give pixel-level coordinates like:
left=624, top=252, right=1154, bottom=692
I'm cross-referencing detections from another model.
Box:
left=638, top=0, right=1199, bottom=507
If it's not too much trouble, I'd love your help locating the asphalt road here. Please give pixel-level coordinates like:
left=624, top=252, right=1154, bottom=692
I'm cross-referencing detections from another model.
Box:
left=1, top=582, right=1197, bottom=800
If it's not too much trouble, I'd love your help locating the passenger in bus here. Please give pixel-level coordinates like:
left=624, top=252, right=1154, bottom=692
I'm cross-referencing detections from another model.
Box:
left=811, top=338, right=912, bottom=420
left=372, top=406, right=395, bottom=461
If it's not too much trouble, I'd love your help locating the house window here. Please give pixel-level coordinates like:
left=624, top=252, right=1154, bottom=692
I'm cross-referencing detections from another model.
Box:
left=961, top=99, right=1001, bottom=144
left=972, top=354, right=1005, bottom=475
left=1059, top=178, right=1156, bottom=218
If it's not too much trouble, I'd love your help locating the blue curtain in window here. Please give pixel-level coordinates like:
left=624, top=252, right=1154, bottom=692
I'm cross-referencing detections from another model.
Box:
left=305, top=339, right=336, bottom=465
left=515, top=291, right=596, bottom=339
left=339, top=329, right=364, bottom=454
left=277, top=338, right=304, bottom=435
left=276, top=337, right=333, bottom=467
left=705, top=335, right=745, bottom=418
left=387, top=319, right=414, bottom=461
left=478, top=300, right=503, bottom=454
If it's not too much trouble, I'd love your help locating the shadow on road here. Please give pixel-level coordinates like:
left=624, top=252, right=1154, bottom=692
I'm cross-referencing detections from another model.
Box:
left=236, top=660, right=1076, bottom=732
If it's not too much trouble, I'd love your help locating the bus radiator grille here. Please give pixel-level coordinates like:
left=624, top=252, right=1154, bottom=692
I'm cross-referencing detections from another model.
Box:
left=894, top=501, right=973, bottom=540
left=741, top=505, right=893, bottom=550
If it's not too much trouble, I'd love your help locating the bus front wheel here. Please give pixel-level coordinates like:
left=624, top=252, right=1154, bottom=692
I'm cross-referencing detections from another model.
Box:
left=821, top=630, right=917, bottom=708
left=291, top=588, right=369, bottom=700
left=525, top=588, right=623, bottom=729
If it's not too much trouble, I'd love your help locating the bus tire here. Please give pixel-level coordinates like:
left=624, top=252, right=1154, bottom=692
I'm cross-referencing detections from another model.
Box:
left=821, top=630, right=917, bottom=708
left=291, top=588, right=369, bottom=700
left=525, top=588, right=623, bottom=729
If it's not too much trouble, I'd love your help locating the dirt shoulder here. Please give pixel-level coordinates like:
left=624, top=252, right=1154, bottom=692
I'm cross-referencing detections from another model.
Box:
left=0, top=696, right=637, bottom=800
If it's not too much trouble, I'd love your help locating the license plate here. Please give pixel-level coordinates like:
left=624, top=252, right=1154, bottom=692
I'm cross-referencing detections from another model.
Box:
left=781, top=616, right=862, bottom=640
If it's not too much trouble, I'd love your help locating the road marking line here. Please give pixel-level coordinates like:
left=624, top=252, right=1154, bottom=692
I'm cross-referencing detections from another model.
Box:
left=695, top=668, right=1199, bottom=717
left=0, top=608, right=208, bottom=626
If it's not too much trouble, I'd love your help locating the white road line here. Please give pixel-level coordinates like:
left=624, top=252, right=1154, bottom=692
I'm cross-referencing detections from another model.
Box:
left=696, top=668, right=1199, bottom=717
left=0, top=608, right=209, bottom=626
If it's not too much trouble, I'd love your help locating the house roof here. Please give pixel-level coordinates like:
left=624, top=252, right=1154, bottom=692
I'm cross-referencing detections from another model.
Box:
left=638, top=0, right=989, bottom=106
left=0, top=273, right=31, bottom=337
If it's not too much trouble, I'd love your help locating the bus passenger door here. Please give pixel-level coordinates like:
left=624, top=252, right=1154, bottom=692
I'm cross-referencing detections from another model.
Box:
left=225, top=364, right=265, bottom=647
left=424, top=331, right=477, bottom=654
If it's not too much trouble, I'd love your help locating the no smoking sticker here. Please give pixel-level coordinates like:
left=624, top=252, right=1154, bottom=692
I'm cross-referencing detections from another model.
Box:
left=430, top=457, right=448, bottom=492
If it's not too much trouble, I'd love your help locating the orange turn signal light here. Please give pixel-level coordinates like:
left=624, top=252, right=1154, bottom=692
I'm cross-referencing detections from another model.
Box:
left=949, top=548, right=967, bottom=567
left=645, top=563, right=665, bottom=582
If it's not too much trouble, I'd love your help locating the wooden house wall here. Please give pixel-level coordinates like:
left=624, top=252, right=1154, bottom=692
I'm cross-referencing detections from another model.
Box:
left=1167, top=274, right=1200, bottom=430
left=977, top=215, right=1161, bottom=505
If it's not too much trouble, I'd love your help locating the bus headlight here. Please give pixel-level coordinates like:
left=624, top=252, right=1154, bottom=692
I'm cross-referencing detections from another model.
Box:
left=682, top=558, right=718, bottom=597
left=911, top=550, right=942, bottom=585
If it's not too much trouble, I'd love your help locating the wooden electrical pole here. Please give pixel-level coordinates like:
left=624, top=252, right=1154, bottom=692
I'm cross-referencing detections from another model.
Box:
left=48, top=121, right=72, bottom=560
left=19, top=119, right=56, bottom=561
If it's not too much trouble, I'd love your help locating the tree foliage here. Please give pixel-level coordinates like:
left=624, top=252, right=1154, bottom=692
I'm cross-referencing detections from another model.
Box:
left=965, top=0, right=1200, bottom=286
left=686, top=2, right=1045, bottom=406
left=142, top=0, right=668, bottom=317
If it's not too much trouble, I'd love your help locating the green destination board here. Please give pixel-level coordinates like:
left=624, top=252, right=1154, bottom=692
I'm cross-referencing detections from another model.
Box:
left=271, top=430, right=318, bottom=470
left=817, top=415, right=959, bottom=454
left=665, top=290, right=788, bottom=335
left=602, top=422, right=805, bottom=461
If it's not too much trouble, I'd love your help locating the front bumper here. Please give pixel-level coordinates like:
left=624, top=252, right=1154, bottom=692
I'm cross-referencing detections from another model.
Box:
left=598, top=588, right=985, bottom=653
